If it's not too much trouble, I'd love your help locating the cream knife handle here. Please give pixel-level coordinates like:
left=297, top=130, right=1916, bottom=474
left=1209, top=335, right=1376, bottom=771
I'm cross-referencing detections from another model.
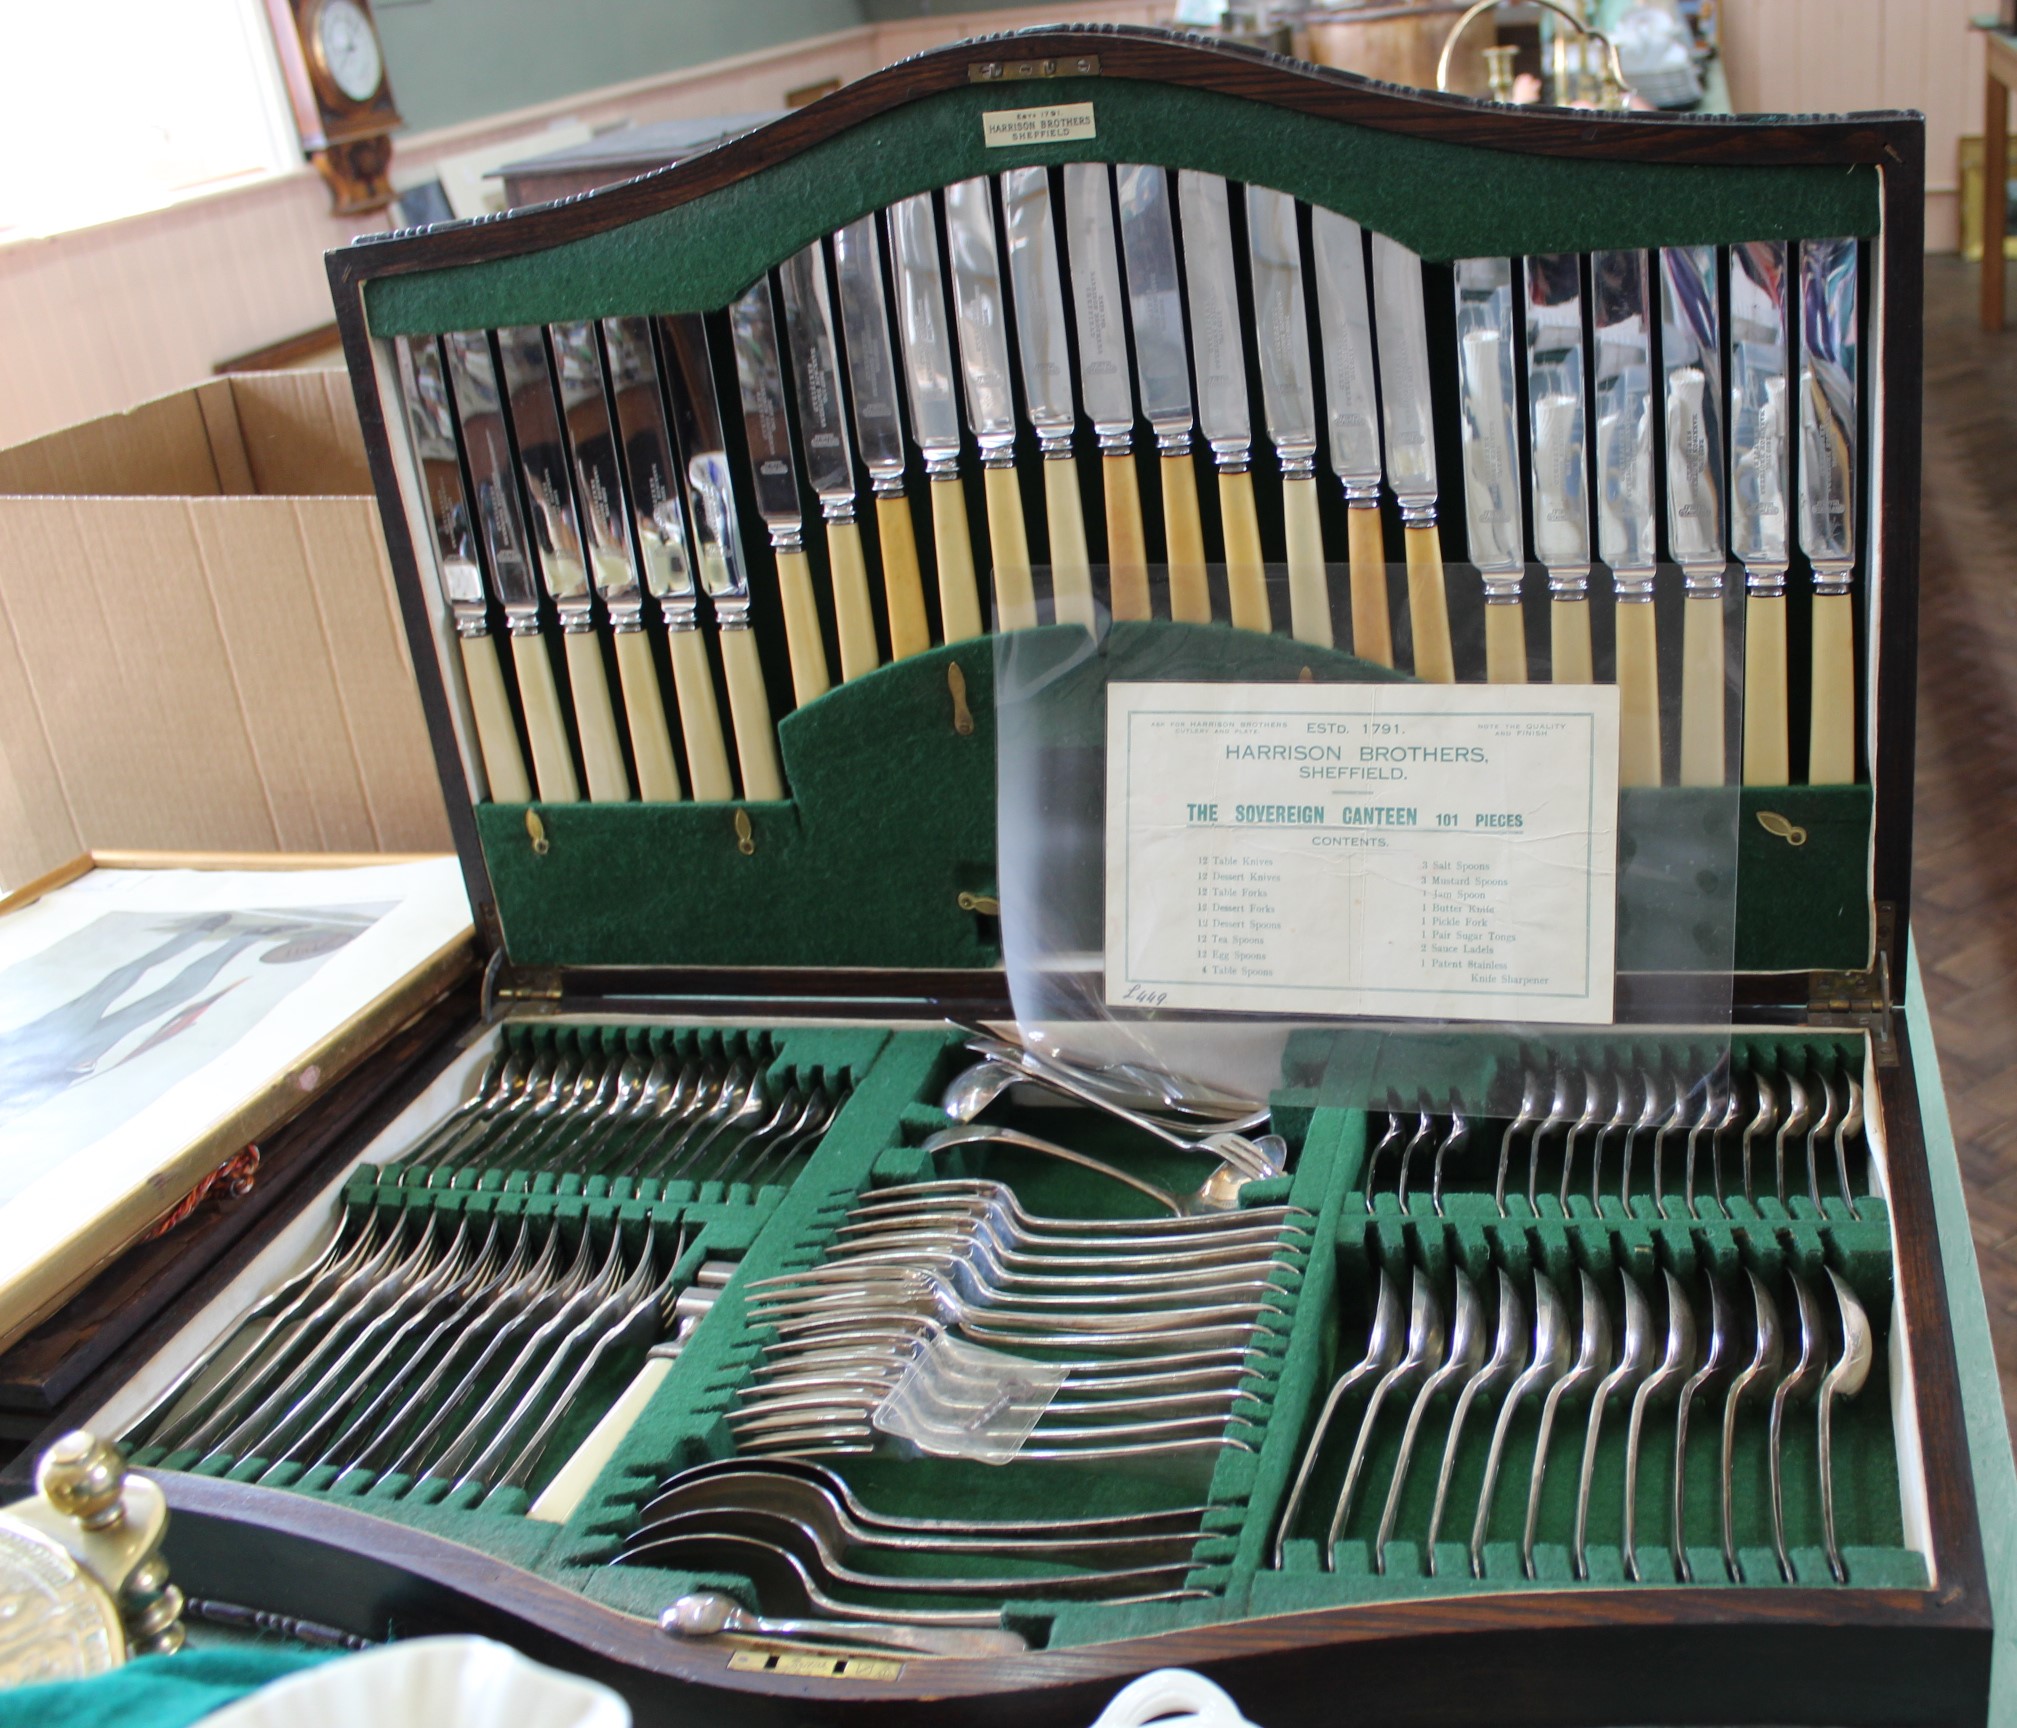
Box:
left=613, top=630, right=682, bottom=802
left=876, top=493, right=932, bottom=658
left=1281, top=475, right=1333, bottom=649
left=930, top=474, right=984, bottom=643
left=1808, top=591, right=1856, bottom=784
left=1742, top=591, right=1790, bottom=785
left=510, top=632, right=581, bottom=803
left=1615, top=598, right=1662, bottom=788
left=668, top=628, right=734, bottom=802
left=1484, top=599, right=1527, bottom=684
left=459, top=632, right=531, bottom=803
left=1679, top=589, right=1726, bottom=787
left=1404, top=524, right=1454, bottom=682
left=824, top=519, right=881, bottom=683
left=985, top=465, right=1039, bottom=632
left=563, top=629, right=632, bottom=802
left=1162, top=453, right=1210, bottom=623
left=1043, top=455, right=1096, bottom=630
left=1347, top=505, right=1392, bottom=667
left=1104, top=452, right=1150, bottom=622
left=774, top=547, right=831, bottom=707
left=718, top=626, right=784, bottom=801
left=1550, top=597, right=1593, bottom=685
left=1218, top=468, right=1271, bottom=634
left=527, top=1355, right=672, bottom=1524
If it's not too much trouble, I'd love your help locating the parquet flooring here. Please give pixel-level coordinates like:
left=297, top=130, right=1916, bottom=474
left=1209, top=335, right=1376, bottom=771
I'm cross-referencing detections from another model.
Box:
left=1915, top=256, right=2017, bottom=1449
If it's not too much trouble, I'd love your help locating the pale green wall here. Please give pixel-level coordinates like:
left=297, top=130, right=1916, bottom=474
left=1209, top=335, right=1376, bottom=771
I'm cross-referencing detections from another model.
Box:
left=377, top=0, right=872, bottom=133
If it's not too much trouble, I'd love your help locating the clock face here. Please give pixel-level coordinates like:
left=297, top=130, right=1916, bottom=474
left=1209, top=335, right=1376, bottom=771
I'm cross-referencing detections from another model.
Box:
left=314, top=0, right=384, bottom=106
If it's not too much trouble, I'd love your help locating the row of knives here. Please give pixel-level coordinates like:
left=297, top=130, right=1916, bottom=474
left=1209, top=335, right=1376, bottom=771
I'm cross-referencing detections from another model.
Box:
left=392, top=161, right=1863, bottom=807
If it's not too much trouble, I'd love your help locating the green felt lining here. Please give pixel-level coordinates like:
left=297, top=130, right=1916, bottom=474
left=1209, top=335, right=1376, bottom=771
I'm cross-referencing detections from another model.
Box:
left=364, top=79, right=1877, bottom=337
left=135, top=1025, right=1924, bottom=1650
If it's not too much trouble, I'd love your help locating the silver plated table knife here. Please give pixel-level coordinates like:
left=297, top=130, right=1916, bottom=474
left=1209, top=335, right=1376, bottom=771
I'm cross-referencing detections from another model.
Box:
left=1798, top=236, right=1860, bottom=786
left=1592, top=250, right=1661, bottom=786
left=1660, top=244, right=1729, bottom=787
left=1730, top=241, right=1793, bottom=785
left=1454, top=255, right=1527, bottom=684
left=1525, top=251, right=1594, bottom=684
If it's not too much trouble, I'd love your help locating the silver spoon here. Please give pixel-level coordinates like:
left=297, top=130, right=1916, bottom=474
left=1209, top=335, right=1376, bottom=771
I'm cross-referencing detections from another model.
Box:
left=1769, top=1270, right=1826, bottom=1580
left=1672, top=1267, right=1731, bottom=1582
left=662, top=1589, right=1028, bottom=1658
left=1374, top=1267, right=1486, bottom=1573
left=1329, top=1269, right=1446, bottom=1567
left=1623, top=1267, right=1696, bottom=1581
left=1271, top=1268, right=1403, bottom=1568
left=1819, top=1269, right=1875, bottom=1582
left=1425, top=1269, right=1524, bottom=1574
left=1721, top=1268, right=1784, bottom=1582
left=1471, top=1269, right=1571, bottom=1579
left=1572, top=1268, right=1655, bottom=1578
left=1522, top=1268, right=1611, bottom=1579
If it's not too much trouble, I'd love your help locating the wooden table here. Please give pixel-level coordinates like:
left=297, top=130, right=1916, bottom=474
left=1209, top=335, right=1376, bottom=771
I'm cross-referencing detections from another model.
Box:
left=1980, top=23, right=2017, bottom=329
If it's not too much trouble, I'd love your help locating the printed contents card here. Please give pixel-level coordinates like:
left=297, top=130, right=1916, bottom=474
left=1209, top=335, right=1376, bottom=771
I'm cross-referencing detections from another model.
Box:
left=1105, top=682, right=1620, bottom=1024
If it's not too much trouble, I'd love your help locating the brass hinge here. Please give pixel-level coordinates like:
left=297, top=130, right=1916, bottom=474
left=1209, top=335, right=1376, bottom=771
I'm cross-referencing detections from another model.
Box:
left=1807, top=936, right=1898, bottom=1067
left=969, top=53, right=1101, bottom=81
left=489, top=965, right=563, bottom=1021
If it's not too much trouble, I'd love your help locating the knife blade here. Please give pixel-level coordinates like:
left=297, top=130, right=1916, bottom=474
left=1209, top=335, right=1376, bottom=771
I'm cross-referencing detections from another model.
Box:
left=658, top=310, right=783, bottom=801
left=1062, top=161, right=1150, bottom=624
left=1591, top=249, right=1660, bottom=786
left=1178, top=170, right=1268, bottom=633
left=396, top=333, right=530, bottom=804
left=831, top=213, right=933, bottom=656
left=1247, top=185, right=1331, bottom=648
left=883, top=195, right=984, bottom=643
left=1523, top=251, right=1593, bottom=685
left=943, top=176, right=1036, bottom=632
left=1309, top=206, right=1392, bottom=666
left=602, top=314, right=734, bottom=802
left=1659, top=243, right=1728, bottom=787
left=778, top=241, right=880, bottom=681
left=1114, top=162, right=1208, bottom=623
left=1453, top=256, right=1525, bottom=684
left=730, top=272, right=831, bottom=707
left=1001, top=165, right=1094, bottom=630
left=443, top=328, right=579, bottom=804
left=497, top=323, right=629, bottom=803
left=1369, top=233, right=1454, bottom=681
left=1729, top=240, right=1792, bottom=785
left=1797, top=236, right=1859, bottom=785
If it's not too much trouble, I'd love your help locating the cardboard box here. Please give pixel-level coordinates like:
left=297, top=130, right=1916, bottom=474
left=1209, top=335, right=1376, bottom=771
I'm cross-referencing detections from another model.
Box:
left=0, top=373, right=451, bottom=889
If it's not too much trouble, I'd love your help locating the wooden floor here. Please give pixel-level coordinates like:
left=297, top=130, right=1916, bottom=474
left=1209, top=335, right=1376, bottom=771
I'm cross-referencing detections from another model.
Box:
left=1914, top=256, right=2017, bottom=1448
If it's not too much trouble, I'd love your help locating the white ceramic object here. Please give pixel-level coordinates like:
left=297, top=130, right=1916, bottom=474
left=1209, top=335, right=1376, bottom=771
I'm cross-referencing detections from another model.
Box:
left=200, top=1635, right=631, bottom=1728
left=1089, top=1667, right=1261, bottom=1728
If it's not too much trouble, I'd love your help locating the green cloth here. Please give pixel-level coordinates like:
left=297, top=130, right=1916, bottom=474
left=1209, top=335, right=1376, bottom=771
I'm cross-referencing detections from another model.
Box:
left=0, top=1649, right=328, bottom=1728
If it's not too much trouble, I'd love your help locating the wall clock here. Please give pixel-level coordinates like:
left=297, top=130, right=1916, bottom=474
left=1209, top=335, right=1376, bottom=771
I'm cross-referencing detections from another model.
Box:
left=264, top=0, right=404, bottom=214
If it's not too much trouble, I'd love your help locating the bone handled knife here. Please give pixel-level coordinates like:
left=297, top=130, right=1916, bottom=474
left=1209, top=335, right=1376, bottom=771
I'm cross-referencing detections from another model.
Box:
left=1453, top=257, right=1528, bottom=684
left=549, top=320, right=683, bottom=802
left=778, top=241, right=880, bottom=682
left=1310, top=207, right=1393, bottom=666
left=1115, top=163, right=1209, bottom=623
left=831, top=214, right=932, bottom=658
left=1179, top=170, right=1270, bottom=633
left=1729, top=241, right=1793, bottom=786
left=659, top=312, right=784, bottom=801
left=1797, top=237, right=1860, bottom=786
left=1371, top=234, right=1455, bottom=681
left=1524, top=252, right=1594, bottom=684
left=1002, top=165, right=1095, bottom=631
left=1592, top=249, right=1661, bottom=787
left=1659, top=245, right=1729, bottom=787
left=601, top=316, right=735, bottom=802
left=395, top=334, right=531, bottom=803
left=1247, top=185, right=1332, bottom=648
left=885, top=194, right=984, bottom=643
left=495, top=325, right=631, bottom=803
left=729, top=275, right=832, bottom=708
left=1063, top=161, right=1149, bottom=623
left=441, top=330, right=580, bottom=803
left=944, top=176, right=1038, bottom=632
